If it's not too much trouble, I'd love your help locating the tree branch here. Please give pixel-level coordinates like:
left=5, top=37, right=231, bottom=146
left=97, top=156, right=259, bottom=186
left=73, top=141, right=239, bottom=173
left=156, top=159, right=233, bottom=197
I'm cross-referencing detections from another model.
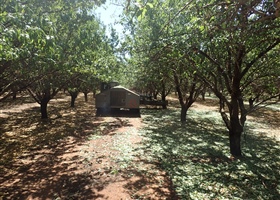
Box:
left=159, top=0, right=195, bottom=35
left=241, top=38, right=280, bottom=78
left=247, top=93, right=280, bottom=114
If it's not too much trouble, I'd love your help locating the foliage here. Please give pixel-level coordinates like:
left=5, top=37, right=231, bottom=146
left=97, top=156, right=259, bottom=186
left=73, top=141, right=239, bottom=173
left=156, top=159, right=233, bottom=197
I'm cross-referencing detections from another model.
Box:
left=1, top=0, right=126, bottom=118
left=0, top=0, right=118, bottom=103
left=187, top=0, right=280, bottom=156
left=122, top=0, right=280, bottom=156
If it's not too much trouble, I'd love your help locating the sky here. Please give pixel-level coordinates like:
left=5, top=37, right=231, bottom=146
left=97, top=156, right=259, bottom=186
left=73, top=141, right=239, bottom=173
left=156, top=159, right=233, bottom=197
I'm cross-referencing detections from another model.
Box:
left=95, top=1, right=124, bottom=36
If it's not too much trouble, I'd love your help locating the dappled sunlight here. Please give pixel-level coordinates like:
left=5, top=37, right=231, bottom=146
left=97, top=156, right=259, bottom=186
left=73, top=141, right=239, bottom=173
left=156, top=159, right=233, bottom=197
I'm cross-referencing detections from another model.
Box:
left=0, top=93, right=129, bottom=199
left=1, top=93, right=279, bottom=199
left=247, top=107, right=280, bottom=140
left=140, top=106, right=280, bottom=199
left=0, top=136, right=106, bottom=199
left=1, top=92, right=177, bottom=199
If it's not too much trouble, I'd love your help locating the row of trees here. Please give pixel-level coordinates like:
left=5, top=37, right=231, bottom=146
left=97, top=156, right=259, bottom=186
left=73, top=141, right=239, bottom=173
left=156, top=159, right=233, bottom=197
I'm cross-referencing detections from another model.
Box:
left=122, top=0, right=280, bottom=156
left=0, top=0, right=125, bottom=118
left=1, top=0, right=279, bottom=157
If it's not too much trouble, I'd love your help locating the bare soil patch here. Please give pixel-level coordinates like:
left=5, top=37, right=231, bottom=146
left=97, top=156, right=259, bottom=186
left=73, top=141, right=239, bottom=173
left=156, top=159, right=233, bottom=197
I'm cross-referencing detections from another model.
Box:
left=0, top=93, right=279, bottom=199
left=0, top=93, right=177, bottom=199
left=168, top=94, right=279, bottom=141
left=193, top=98, right=280, bottom=140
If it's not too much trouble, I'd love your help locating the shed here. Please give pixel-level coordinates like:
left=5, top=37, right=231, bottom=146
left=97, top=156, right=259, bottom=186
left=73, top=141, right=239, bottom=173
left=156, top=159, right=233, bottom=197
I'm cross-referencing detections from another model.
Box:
left=95, top=85, right=140, bottom=113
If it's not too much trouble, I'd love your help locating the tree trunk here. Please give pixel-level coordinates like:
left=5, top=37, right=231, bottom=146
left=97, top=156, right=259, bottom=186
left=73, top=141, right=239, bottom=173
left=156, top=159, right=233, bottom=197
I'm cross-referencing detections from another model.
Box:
left=40, top=98, right=49, bottom=119
left=11, top=86, right=18, bottom=100
left=229, top=97, right=244, bottom=157
left=12, top=91, right=17, bottom=100
left=70, top=94, right=77, bottom=107
left=219, top=94, right=244, bottom=157
left=162, top=95, right=167, bottom=109
left=249, top=98, right=254, bottom=109
left=180, top=106, right=187, bottom=123
left=229, top=129, right=242, bottom=157
left=201, top=86, right=206, bottom=100
left=174, top=73, right=188, bottom=123
left=161, top=85, right=167, bottom=109
left=201, top=92, right=205, bottom=101
left=71, top=96, right=76, bottom=107
left=153, top=92, right=158, bottom=100
left=69, top=91, right=78, bottom=107
left=84, top=92, right=88, bottom=102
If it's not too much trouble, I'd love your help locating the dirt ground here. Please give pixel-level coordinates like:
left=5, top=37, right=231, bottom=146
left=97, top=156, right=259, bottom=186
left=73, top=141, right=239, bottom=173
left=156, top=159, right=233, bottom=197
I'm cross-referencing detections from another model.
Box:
left=0, top=93, right=279, bottom=199
left=0, top=93, right=177, bottom=200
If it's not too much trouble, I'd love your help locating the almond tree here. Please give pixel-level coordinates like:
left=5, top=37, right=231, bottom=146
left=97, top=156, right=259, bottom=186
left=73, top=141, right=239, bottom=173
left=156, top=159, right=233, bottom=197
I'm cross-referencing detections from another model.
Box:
left=188, top=0, right=280, bottom=156
left=124, top=0, right=204, bottom=120
left=1, top=0, right=113, bottom=118
left=124, top=0, right=280, bottom=156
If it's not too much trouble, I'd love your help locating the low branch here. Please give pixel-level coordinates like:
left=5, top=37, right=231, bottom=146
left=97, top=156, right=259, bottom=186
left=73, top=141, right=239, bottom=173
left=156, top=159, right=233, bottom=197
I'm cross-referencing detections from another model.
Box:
left=247, top=93, right=280, bottom=114
left=27, top=88, right=41, bottom=104
left=219, top=99, right=231, bottom=130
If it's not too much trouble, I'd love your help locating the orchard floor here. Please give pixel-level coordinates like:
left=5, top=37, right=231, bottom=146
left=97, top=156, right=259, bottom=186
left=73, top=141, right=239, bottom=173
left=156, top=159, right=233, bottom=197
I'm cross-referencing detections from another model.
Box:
left=0, top=93, right=178, bottom=200
left=0, top=93, right=279, bottom=199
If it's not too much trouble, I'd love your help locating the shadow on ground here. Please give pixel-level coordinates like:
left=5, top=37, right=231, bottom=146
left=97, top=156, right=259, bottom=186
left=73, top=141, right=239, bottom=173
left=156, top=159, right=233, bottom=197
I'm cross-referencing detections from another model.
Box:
left=96, top=109, right=141, bottom=118
left=138, top=107, right=280, bottom=199
left=1, top=94, right=279, bottom=199
left=0, top=93, right=127, bottom=199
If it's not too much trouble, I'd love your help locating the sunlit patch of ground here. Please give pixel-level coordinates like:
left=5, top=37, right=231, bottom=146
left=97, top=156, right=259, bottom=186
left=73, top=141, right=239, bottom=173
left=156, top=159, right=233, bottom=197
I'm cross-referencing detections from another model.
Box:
left=0, top=93, right=279, bottom=199
left=0, top=93, right=177, bottom=199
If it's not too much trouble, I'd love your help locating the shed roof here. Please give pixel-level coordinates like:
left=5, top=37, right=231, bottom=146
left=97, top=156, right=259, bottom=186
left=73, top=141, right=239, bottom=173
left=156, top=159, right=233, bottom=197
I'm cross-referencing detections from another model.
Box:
left=96, top=85, right=140, bottom=97
left=111, top=86, right=140, bottom=96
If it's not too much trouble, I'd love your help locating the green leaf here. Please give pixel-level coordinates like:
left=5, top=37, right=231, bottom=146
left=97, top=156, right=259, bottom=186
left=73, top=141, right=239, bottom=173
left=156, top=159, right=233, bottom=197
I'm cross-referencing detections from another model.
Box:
left=147, top=3, right=154, bottom=8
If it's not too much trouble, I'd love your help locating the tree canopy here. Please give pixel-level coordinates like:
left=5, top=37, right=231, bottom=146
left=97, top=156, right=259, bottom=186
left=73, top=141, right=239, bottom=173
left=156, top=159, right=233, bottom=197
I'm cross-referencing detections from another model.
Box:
left=1, top=0, right=124, bottom=118
left=122, top=0, right=280, bottom=156
left=1, top=0, right=279, bottom=156
left=0, top=0, right=118, bottom=101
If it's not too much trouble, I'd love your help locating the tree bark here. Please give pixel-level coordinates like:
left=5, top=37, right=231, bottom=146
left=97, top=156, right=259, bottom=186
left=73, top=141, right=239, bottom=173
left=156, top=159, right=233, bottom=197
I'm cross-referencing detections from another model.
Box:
left=218, top=89, right=244, bottom=157
left=229, top=95, right=244, bottom=157
left=180, top=106, right=187, bottom=123
left=229, top=129, right=242, bottom=157
left=162, top=95, right=167, bottom=109
left=249, top=98, right=254, bottom=109
left=201, top=86, right=206, bottom=100
left=12, top=91, right=17, bottom=100
left=161, top=84, right=167, bottom=109
left=173, top=72, right=195, bottom=123
left=40, top=98, right=49, bottom=119
left=70, top=93, right=78, bottom=107
left=201, top=91, right=205, bottom=101
left=83, top=92, right=88, bottom=102
left=153, top=92, right=158, bottom=100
